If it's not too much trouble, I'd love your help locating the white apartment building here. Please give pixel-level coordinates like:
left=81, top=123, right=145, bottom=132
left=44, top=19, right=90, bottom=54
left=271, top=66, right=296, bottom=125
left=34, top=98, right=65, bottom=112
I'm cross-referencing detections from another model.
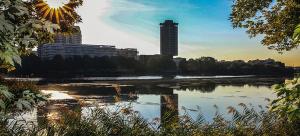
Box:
left=38, top=26, right=138, bottom=60
left=38, top=44, right=118, bottom=60
left=117, top=48, right=139, bottom=59
left=54, top=26, right=82, bottom=44
left=37, top=44, right=139, bottom=60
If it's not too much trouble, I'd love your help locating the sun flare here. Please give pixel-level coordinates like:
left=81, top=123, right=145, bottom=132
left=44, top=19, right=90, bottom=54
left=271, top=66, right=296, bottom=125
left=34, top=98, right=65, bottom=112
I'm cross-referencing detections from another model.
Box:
left=34, top=0, right=82, bottom=26
left=45, top=0, right=68, bottom=8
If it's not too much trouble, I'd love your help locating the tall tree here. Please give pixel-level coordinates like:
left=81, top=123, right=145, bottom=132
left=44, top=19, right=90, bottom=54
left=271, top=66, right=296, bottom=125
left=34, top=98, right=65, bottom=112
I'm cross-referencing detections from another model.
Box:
left=0, top=0, right=82, bottom=71
left=230, top=0, right=300, bottom=51
left=0, top=0, right=57, bottom=71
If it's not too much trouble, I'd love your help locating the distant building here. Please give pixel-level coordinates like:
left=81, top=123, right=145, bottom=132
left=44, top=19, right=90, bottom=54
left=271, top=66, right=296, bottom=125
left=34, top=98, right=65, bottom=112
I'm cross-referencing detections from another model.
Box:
left=160, top=20, right=178, bottom=57
left=38, top=44, right=139, bottom=60
left=38, top=44, right=118, bottom=60
left=38, top=26, right=138, bottom=60
left=117, top=48, right=139, bottom=59
left=54, top=26, right=82, bottom=44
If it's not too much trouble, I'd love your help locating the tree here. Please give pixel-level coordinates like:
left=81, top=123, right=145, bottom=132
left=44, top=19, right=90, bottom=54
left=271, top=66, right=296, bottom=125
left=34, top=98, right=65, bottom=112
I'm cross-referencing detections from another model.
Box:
left=271, top=78, right=300, bottom=121
left=0, top=0, right=82, bottom=71
left=230, top=0, right=300, bottom=51
left=15, top=54, right=42, bottom=76
left=51, top=55, right=65, bottom=71
left=0, top=0, right=58, bottom=71
left=231, top=0, right=300, bottom=123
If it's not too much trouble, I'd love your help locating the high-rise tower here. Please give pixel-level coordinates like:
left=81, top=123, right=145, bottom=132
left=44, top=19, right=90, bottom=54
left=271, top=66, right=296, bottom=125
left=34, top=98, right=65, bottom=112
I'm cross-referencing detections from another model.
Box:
left=160, top=20, right=178, bottom=57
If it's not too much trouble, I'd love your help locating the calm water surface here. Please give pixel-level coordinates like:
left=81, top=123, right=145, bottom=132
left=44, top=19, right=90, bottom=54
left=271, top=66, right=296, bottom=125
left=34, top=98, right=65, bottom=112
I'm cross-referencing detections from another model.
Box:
left=20, top=77, right=281, bottom=124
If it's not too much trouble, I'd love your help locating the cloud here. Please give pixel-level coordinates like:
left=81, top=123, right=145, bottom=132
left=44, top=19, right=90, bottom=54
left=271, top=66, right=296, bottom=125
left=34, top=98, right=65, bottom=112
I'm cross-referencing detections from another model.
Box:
left=76, top=0, right=159, bottom=55
left=110, top=0, right=164, bottom=12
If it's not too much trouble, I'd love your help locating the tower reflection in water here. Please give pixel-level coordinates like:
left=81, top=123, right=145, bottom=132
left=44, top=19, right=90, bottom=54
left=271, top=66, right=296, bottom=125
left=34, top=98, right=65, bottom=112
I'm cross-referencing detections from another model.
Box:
left=36, top=85, right=180, bottom=127
left=161, top=94, right=179, bottom=128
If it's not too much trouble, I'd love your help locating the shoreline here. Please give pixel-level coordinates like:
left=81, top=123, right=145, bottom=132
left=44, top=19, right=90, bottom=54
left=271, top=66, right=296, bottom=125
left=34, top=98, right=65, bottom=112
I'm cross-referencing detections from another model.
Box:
left=27, top=76, right=289, bottom=86
left=3, top=75, right=292, bottom=87
left=5, top=75, right=254, bottom=81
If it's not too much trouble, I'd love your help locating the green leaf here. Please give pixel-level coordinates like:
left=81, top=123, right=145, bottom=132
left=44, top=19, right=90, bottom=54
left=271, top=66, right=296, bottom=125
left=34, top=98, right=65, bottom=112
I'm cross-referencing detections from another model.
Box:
left=271, top=99, right=280, bottom=105
left=271, top=77, right=300, bottom=121
left=0, top=85, right=14, bottom=99
left=293, top=24, right=300, bottom=43
left=0, top=99, right=5, bottom=110
left=32, top=23, right=42, bottom=29
left=7, top=12, right=15, bottom=20
left=15, top=99, right=33, bottom=111
left=16, top=100, right=23, bottom=110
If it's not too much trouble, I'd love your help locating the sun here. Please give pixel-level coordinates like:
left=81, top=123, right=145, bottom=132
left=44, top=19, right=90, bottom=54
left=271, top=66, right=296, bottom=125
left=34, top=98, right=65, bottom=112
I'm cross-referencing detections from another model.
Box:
left=45, top=0, right=69, bottom=8
left=34, top=0, right=82, bottom=27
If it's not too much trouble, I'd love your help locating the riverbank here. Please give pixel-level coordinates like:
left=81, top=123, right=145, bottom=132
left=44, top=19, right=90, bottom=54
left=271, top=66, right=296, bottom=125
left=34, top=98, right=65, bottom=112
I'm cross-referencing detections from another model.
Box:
left=99, top=76, right=286, bottom=86
left=4, top=75, right=289, bottom=85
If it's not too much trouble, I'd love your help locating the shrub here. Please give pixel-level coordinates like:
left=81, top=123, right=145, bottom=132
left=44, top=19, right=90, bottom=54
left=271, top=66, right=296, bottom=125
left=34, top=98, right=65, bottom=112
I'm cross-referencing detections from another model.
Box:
left=2, top=104, right=300, bottom=136
left=271, top=77, right=300, bottom=121
left=0, top=80, right=47, bottom=113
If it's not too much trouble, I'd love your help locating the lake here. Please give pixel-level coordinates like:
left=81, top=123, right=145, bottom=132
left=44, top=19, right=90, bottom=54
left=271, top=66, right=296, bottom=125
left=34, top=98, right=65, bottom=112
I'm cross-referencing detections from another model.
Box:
left=15, top=76, right=286, bottom=125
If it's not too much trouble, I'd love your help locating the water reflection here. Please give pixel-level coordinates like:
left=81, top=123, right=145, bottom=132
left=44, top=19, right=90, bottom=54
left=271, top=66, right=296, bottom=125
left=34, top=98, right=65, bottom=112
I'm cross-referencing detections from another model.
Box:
left=37, top=87, right=181, bottom=127
left=161, top=94, right=179, bottom=127
left=179, top=82, right=217, bottom=93
left=37, top=99, right=80, bottom=126
left=35, top=78, right=284, bottom=124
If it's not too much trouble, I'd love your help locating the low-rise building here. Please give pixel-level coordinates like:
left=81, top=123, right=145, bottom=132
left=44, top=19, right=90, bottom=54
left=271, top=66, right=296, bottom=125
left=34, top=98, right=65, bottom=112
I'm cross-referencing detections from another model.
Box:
left=38, top=43, right=139, bottom=60
left=117, top=48, right=139, bottom=59
left=38, top=44, right=118, bottom=60
left=38, top=26, right=139, bottom=60
left=54, top=26, right=82, bottom=44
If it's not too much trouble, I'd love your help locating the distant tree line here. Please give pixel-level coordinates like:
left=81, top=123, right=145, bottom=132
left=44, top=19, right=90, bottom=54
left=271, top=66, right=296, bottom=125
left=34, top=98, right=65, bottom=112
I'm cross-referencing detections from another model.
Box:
left=5, top=55, right=294, bottom=77
left=178, top=57, right=294, bottom=76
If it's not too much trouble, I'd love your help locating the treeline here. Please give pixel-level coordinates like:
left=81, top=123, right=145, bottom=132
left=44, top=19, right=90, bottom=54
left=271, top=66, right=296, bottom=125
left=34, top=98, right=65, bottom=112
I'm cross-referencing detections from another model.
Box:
left=178, top=57, right=294, bottom=75
left=13, top=55, right=143, bottom=77
left=8, top=55, right=294, bottom=77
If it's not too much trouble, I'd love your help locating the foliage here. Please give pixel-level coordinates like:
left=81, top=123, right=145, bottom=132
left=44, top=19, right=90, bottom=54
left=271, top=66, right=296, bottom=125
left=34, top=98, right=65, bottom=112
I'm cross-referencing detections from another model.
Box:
left=0, top=0, right=60, bottom=71
left=0, top=0, right=83, bottom=71
left=0, top=79, right=47, bottom=136
left=145, top=56, right=177, bottom=74
left=230, top=0, right=300, bottom=51
left=179, top=57, right=292, bottom=76
left=293, top=24, right=300, bottom=44
left=0, top=80, right=47, bottom=113
left=10, top=55, right=294, bottom=77
left=1, top=104, right=300, bottom=136
left=271, top=77, right=300, bottom=121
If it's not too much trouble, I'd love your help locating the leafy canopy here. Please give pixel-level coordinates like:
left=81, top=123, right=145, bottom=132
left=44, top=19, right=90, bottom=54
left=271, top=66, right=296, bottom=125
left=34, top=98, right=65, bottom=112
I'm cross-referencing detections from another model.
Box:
left=0, top=0, right=82, bottom=71
left=0, top=81, right=47, bottom=114
left=271, top=77, right=300, bottom=121
left=230, top=0, right=300, bottom=51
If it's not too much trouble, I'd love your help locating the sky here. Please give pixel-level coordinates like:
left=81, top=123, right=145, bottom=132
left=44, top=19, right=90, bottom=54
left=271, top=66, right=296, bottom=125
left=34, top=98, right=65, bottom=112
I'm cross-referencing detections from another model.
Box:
left=69, top=0, right=300, bottom=66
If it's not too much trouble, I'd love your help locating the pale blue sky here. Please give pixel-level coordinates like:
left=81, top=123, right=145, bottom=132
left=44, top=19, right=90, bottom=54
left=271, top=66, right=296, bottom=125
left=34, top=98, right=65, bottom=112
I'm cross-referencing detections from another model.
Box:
left=74, top=0, right=300, bottom=66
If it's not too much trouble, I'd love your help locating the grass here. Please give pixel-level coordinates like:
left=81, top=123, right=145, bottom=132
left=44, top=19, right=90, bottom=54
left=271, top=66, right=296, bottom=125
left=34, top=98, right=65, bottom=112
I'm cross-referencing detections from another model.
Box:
left=1, top=103, right=299, bottom=136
